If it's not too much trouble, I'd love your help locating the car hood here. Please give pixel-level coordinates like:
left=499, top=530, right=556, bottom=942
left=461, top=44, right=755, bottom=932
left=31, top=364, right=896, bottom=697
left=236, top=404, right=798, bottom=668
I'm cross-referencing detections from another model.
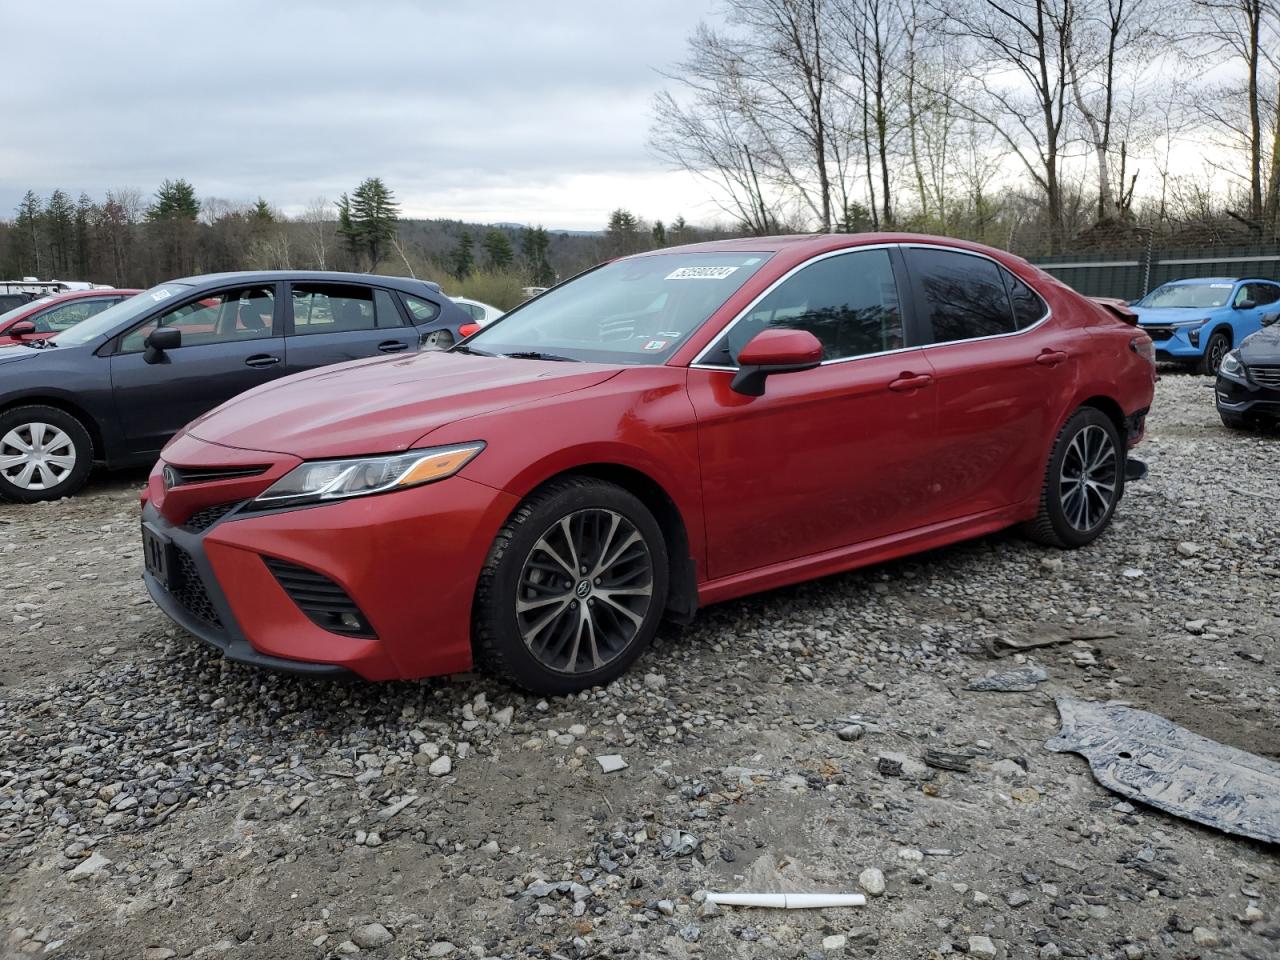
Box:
left=1133, top=306, right=1220, bottom=324
left=0, top=343, right=47, bottom=364
left=1239, top=326, right=1280, bottom=365
left=183, top=350, right=623, bottom=459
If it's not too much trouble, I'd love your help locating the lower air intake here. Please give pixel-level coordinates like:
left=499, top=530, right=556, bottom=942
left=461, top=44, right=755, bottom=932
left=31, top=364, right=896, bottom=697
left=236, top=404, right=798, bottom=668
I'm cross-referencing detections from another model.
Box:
left=262, top=557, right=375, bottom=639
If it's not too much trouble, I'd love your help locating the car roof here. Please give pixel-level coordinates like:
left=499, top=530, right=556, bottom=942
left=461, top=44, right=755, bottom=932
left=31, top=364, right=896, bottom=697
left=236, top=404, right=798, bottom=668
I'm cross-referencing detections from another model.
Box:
left=168, top=270, right=442, bottom=295
left=1163, top=277, right=1245, bottom=285
left=633, top=231, right=1029, bottom=263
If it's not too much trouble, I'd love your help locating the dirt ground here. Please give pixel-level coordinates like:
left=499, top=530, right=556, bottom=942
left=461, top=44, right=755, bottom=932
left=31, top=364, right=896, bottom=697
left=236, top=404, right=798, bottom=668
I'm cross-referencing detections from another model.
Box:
left=1, top=370, right=1277, bottom=960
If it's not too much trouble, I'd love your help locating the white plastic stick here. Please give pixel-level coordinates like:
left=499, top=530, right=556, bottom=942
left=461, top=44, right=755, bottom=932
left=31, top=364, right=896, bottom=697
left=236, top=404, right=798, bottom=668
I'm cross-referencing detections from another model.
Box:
left=705, top=892, right=866, bottom=909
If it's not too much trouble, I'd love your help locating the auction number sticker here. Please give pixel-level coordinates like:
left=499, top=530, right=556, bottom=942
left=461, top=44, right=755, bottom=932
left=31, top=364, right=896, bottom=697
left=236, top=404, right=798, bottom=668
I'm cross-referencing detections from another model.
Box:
left=666, top=265, right=739, bottom=280
left=643, top=339, right=669, bottom=351
left=151, top=289, right=172, bottom=302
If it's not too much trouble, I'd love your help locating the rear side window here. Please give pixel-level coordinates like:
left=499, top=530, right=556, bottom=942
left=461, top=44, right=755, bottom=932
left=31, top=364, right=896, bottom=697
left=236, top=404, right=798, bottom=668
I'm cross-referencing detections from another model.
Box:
left=705, top=249, right=904, bottom=365
left=907, top=248, right=1015, bottom=343
left=1245, top=282, right=1280, bottom=306
left=291, top=284, right=402, bottom=334
left=1004, top=272, right=1048, bottom=328
left=401, top=293, right=441, bottom=323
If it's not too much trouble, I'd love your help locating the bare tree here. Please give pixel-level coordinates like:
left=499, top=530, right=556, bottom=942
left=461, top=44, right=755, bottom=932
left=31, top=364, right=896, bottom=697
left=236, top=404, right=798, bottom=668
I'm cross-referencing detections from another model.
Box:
left=301, top=196, right=336, bottom=268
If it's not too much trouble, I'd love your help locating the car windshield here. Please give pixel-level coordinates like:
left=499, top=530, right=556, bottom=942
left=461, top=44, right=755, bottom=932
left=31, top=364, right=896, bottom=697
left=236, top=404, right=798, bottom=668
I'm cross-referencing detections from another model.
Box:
left=462, top=252, right=772, bottom=363
left=0, top=296, right=54, bottom=325
left=54, top=283, right=191, bottom=346
left=1138, top=283, right=1233, bottom=309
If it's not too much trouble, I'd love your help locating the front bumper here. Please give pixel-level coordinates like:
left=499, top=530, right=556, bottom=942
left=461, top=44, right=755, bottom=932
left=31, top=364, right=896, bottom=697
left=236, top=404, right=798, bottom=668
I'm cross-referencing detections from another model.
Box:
left=142, top=474, right=519, bottom=681
left=1216, top=369, right=1280, bottom=419
left=1141, top=326, right=1204, bottom=361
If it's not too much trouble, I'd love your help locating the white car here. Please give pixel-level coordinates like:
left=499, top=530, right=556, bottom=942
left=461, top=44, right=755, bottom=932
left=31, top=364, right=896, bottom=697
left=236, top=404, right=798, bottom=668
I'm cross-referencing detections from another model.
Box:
left=450, top=297, right=504, bottom=327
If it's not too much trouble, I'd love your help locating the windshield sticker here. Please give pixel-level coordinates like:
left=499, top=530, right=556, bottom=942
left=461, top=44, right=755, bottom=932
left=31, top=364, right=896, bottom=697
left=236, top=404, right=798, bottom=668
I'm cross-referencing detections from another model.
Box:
left=666, top=265, right=739, bottom=281
left=1210, top=283, right=1233, bottom=288
left=151, top=289, right=172, bottom=302
left=643, top=339, right=669, bottom=351
left=657, top=331, right=683, bottom=339
left=743, top=257, right=762, bottom=265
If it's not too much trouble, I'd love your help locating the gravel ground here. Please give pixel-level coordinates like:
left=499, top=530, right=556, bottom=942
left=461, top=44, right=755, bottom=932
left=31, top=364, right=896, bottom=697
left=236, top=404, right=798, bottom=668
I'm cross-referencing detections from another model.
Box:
left=1, top=371, right=1277, bottom=960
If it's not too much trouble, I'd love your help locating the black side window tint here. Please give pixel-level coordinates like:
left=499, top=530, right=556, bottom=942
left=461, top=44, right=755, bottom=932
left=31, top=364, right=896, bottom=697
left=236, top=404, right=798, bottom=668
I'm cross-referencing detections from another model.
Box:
left=908, top=249, right=1016, bottom=343
left=1251, top=284, right=1280, bottom=306
left=1004, top=271, right=1048, bottom=328
left=706, top=249, right=903, bottom=365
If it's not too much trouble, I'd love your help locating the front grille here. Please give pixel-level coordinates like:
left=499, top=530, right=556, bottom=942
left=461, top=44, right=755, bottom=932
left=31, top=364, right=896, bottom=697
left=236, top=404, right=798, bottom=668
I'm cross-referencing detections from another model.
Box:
left=183, top=501, right=241, bottom=533
left=1251, top=364, right=1280, bottom=387
left=171, top=547, right=222, bottom=628
left=167, top=464, right=268, bottom=486
left=1142, top=324, right=1176, bottom=340
left=263, top=557, right=375, bottom=638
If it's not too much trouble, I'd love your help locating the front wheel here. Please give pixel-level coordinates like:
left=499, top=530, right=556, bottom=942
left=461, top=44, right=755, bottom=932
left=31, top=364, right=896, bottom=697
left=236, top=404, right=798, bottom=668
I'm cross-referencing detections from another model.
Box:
left=1220, top=411, right=1253, bottom=431
left=0, top=405, right=94, bottom=503
left=473, top=477, right=669, bottom=694
left=1022, top=407, right=1125, bottom=549
left=1201, top=331, right=1230, bottom=375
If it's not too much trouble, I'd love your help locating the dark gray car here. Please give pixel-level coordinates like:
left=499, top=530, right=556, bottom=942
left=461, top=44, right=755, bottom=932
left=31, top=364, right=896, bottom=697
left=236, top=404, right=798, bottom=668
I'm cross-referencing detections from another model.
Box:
left=0, top=271, right=472, bottom=502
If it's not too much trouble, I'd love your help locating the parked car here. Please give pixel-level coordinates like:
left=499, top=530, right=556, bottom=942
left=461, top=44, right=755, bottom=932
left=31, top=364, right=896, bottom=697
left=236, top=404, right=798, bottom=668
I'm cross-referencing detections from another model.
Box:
left=1216, top=310, right=1280, bottom=428
left=138, top=234, right=1156, bottom=691
left=1131, top=277, right=1280, bottom=373
left=450, top=296, right=504, bottom=327
left=0, top=288, right=141, bottom=345
left=0, top=293, right=36, bottom=313
left=0, top=271, right=471, bottom=501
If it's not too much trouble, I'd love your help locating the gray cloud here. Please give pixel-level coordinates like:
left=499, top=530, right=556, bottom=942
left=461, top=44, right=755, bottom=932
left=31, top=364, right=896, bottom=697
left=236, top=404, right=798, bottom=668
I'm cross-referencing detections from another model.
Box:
left=0, top=0, right=718, bottom=228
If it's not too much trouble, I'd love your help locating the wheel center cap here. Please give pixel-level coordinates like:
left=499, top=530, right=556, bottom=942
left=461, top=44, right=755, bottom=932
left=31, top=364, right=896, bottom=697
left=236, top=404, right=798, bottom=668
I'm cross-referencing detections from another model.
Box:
left=575, top=579, right=592, bottom=599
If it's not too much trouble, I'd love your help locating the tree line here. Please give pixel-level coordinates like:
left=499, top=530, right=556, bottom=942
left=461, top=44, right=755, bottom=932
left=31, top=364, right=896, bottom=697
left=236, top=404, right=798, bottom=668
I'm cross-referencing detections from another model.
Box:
left=652, top=0, right=1280, bottom=253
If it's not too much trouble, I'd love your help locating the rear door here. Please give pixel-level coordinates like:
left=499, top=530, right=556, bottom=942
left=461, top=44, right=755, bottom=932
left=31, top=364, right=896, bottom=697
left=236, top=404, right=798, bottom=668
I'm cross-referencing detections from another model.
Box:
left=108, top=284, right=287, bottom=456
left=902, top=246, right=1080, bottom=519
left=284, top=282, right=414, bottom=373
left=688, top=246, right=938, bottom=579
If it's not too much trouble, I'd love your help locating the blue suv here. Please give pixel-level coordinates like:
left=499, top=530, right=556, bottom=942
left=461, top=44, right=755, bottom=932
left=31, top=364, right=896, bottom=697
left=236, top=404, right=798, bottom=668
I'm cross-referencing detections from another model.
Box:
left=1132, top=277, right=1280, bottom=374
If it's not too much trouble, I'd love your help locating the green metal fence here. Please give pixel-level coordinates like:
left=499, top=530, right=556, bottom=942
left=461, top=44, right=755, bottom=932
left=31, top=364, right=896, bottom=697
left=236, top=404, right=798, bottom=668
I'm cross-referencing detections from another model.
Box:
left=1030, top=246, right=1280, bottom=300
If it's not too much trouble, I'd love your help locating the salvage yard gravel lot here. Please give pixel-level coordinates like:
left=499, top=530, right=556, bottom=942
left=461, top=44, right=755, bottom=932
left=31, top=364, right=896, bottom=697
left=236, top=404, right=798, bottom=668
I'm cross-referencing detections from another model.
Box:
left=1, top=371, right=1277, bottom=959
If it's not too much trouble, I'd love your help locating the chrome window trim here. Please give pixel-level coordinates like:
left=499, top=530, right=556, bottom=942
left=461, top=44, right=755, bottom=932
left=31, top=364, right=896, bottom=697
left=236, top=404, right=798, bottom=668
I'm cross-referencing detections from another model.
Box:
left=690, top=241, right=1051, bottom=371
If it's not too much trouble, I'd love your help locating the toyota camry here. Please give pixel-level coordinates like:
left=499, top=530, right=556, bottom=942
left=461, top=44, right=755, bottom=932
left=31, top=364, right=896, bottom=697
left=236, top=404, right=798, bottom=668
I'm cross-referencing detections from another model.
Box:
left=140, top=234, right=1157, bottom=693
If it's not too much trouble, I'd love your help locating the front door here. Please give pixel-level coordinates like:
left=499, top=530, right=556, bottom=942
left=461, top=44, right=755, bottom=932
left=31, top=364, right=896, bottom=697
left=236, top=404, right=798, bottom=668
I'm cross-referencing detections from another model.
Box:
left=108, top=284, right=286, bottom=456
left=688, top=247, right=938, bottom=580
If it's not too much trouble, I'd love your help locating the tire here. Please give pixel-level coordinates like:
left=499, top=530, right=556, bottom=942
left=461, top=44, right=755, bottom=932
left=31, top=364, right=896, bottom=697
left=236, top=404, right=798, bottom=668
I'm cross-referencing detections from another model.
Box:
left=1200, top=330, right=1230, bottom=375
left=0, top=405, right=94, bottom=503
left=473, top=476, right=669, bottom=694
left=1220, top=411, right=1252, bottom=431
left=1022, top=407, right=1125, bottom=549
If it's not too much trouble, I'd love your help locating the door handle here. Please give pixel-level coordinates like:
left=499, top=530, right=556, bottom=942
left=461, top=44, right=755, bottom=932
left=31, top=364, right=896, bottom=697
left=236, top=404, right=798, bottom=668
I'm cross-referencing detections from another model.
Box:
left=888, top=372, right=932, bottom=392
left=245, top=354, right=281, bottom=368
left=378, top=340, right=409, bottom=353
left=1035, top=350, right=1068, bottom=366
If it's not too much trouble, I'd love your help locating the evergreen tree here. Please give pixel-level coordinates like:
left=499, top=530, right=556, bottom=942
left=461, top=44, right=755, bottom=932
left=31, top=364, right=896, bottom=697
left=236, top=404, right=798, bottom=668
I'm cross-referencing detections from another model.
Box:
left=520, top=225, right=555, bottom=286
left=251, top=198, right=275, bottom=222
left=670, top=215, right=688, bottom=244
left=606, top=208, right=642, bottom=255
left=15, top=190, right=43, bottom=275
left=451, top=232, right=475, bottom=279
left=44, top=190, right=76, bottom=275
left=481, top=228, right=514, bottom=270
left=336, top=177, right=398, bottom=270
left=146, top=178, right=200, bottom=221
left=75, top=193, right=94, bottom=276
left=652, top=220, right=667, bottom=247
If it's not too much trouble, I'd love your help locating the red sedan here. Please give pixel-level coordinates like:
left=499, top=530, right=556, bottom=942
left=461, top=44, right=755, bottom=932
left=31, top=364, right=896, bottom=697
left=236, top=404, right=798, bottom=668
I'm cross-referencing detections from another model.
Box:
left=141, top=234, right=1156, bottom=692
left=0, top=288, right=141, bottom=344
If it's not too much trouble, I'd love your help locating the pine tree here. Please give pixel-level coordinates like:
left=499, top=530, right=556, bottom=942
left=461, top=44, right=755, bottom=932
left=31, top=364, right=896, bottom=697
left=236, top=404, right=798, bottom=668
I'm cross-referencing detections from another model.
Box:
left=451, top=232, right=475, bottom=279
left=75, top=193, right=94, bottom=276
left=44, top=190, right=76, bottom=275
left=670, top=215, right=688, bottom=244
left=251, top=198, right=275, bottom=222
left=652, top=220, right=667, bottom=247
left=606, top=208, right=642, bottom=255
left=147, top=179, right=200, bottom=221
left=482, top=229, right=514, bottom=270
left=520, top=226, right=555, bottom=286
left=336, top=178, right=398, bottom=270
left=15, top=190, right=43, bottom=275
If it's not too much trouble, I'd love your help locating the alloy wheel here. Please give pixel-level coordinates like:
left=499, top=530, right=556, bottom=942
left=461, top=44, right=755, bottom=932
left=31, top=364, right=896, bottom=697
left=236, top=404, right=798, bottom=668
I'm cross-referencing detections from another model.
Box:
left=0, top=422, right=77, bottom=491
left=1207, top=336, right=1228, bottom=373
left=515, top=508, right=654, bottom=674
left=1058, top=424, right=1117, bottom=532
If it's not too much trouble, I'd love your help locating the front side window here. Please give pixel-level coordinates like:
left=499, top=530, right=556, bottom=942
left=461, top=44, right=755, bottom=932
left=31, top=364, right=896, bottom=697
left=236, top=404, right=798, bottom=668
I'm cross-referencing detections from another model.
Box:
left=703, top=249, right=903, bottom=365
left=463, top=252, right=771, bottom=364
left=120, top=286, right=275, bottom=352
left=908, top=248, right=1016, bottom=343
left=36, top=297, right=118, bottom=333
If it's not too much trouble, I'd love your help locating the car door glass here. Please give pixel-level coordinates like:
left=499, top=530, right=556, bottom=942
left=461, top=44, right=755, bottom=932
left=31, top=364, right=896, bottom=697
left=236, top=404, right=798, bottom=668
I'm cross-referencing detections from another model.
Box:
left=1002, top=271, right=1048, bottom=329
left=402, top=294, right=441, bottom=323
left=1256, top=284, right=1280, bottom=306
left=36, top=299, right=111, bottom=333
left=908, top=248, right=1016, bottom=343
left=292, top=284, right=377, bottom=335
left=704, top=249, right=903, bottom=365
left=374, top=289, right=405, bottom=327
left=120, top=287, right=275, bottom=352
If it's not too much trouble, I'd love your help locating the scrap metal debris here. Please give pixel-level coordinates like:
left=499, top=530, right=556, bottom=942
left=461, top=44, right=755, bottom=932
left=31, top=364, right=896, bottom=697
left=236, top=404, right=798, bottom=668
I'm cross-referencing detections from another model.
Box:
left=924, top=749, right=973, bottom=773
left=986, top=629, right=1121, bottom=658
left=966, top=664, right=1048, bottom=692
left=704, top=891, right=866, bottom=909
left=1046, top=697, right=1280, bottom=845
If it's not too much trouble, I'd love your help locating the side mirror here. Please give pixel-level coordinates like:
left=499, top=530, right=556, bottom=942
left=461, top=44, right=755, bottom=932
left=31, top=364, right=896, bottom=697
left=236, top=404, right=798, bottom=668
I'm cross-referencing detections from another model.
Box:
left=9, top=320, right=37, bottom=337
left=730, top=328, right=823, bottom=397
left=1236, top=299, right=1257, bottom=311
left=1262, top=312, right=1279, bottom=328
left=144, top=327, right=181, bottom=363
left=458, top=322, right=481, bottom=339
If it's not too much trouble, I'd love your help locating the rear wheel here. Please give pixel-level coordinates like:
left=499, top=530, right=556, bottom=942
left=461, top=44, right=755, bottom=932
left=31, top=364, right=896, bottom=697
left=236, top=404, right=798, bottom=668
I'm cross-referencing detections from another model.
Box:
left=1022, top=407, right=1124, bottom=549
left=1201, top=330, right=1230, bottom=375
left=0, top=405, right=94, bottom=503
left=473, top=477, right=669, bottom=694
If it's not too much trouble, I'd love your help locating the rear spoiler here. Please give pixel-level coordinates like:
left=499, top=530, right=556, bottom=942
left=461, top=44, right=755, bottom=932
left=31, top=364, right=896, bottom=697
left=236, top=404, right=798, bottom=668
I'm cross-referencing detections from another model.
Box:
left=1089, top=296, right=1138, bottom=325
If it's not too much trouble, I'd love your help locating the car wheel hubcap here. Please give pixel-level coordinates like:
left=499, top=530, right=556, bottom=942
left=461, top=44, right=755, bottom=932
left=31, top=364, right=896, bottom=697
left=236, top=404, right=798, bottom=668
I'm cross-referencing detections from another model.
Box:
left=0, top=422, right=76, bottom=491
left=1058, top=424, right=1117, bottom=532
left=516, top=508, right=654, bottom=674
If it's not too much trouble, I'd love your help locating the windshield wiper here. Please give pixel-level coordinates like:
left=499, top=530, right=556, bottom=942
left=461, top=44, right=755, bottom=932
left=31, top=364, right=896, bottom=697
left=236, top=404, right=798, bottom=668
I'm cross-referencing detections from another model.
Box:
left=502, top=350, right=581, bottom=362
left=21, top=338, right=56, bottom=349
left=451, top=344, right=496, bottom=357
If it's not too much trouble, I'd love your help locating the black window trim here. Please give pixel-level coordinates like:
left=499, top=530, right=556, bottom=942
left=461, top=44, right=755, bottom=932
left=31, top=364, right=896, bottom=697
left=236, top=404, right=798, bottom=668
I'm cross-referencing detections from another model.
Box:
left=690, top=242, right=1052, bottom=371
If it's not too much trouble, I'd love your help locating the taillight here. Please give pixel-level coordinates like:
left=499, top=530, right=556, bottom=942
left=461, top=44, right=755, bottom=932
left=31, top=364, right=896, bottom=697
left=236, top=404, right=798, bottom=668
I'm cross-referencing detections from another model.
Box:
left=1130, top=335, right=1155, bottom=364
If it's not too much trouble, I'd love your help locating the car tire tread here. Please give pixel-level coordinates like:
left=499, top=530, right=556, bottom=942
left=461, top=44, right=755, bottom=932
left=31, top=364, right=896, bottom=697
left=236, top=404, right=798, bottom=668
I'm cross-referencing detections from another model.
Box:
left=1021, top=407, right=1125, bottom=550
left=0, top=404, right=95, bottom=503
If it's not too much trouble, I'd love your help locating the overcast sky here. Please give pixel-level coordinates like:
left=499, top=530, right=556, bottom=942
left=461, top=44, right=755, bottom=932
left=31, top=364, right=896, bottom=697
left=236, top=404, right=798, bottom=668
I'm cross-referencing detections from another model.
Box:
left=0, top=0, right=720, bottom=230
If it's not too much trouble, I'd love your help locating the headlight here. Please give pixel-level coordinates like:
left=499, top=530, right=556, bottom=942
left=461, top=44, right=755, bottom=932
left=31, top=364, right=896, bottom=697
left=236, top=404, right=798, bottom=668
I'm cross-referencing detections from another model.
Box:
left=1218, top=350, right=1244, bottom=376
left=1172, top=318, right=1210, bottom=328
left=251, top=442, right=485, bottom=508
